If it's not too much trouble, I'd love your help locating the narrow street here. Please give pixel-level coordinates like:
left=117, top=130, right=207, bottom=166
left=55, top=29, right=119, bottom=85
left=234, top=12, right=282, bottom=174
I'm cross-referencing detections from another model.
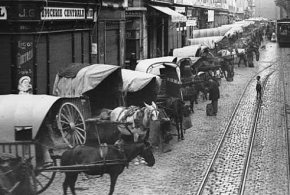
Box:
left=41, top=41, right=290, bottom=195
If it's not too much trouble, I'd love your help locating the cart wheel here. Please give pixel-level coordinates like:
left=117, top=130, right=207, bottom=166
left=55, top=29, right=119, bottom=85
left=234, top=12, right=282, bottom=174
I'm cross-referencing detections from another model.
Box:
left=57, top=102, right=86, bottom=147
left=35, top=158, right=57, bottom=194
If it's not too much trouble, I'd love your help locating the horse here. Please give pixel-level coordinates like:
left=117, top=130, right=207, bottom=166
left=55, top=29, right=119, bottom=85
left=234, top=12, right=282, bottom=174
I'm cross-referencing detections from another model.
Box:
left=0, top=155, right=35, bottom=195
left=61, top=139, right=155, bottom=195
left=234, top=48, right=247, bottom=67
left=246, top=45, right=260, bottom=67
left=181, top=82, right=207, bottom=113
left=109, top=102, right=159, bottom=142
left=163, top=98, right=185, bottom=141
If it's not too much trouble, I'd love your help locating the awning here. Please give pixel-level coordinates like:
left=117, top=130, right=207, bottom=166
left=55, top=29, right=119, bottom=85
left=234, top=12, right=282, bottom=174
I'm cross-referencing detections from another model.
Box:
left=149, top=5, right=187, bottom=23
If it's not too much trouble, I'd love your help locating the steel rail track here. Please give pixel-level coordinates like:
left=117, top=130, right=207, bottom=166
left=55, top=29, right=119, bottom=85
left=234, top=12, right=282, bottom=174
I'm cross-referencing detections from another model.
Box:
left=196, top=58, right=281, bottom=195
left=240, top=50, right=290, bottom=194
left=239, top=70, right=275, bottom=194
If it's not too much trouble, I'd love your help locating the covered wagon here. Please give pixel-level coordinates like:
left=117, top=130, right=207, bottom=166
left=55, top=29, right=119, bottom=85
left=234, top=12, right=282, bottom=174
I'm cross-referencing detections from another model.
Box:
left=0, top=94, right=74, bottom=193
left=121, top=69, right=161, bottom=107
left=53, top=63, right=124, bottom=116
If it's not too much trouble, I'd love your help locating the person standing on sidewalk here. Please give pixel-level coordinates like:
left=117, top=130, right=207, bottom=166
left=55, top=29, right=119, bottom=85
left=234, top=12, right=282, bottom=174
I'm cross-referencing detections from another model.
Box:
left=207, top=78, right=220, bottom=116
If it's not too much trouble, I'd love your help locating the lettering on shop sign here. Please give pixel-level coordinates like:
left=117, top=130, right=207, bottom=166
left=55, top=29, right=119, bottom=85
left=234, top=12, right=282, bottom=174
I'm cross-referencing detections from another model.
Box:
left=17, top=69, right=33, bottom=75
left=0, top=7, right=7, bottom=20
left=19, top=8, right=36, bottom=19
left=17, top=41, right=33, bottom=68
left=87, top=9, right=94, bottom=19
left=41, top=7, right=93, bottom=20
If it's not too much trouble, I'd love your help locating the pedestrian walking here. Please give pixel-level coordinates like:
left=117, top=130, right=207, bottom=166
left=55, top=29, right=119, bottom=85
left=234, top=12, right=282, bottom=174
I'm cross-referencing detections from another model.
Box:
left=256, top=75, right=262, bottom=99
left=207, top=78, right=220, bottom=116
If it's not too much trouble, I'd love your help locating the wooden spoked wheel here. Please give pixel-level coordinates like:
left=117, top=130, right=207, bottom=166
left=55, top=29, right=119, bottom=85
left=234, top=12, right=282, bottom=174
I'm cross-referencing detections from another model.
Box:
left=57, top=102, right=86, bottom=147
left=35, top=159, right=57, bottom=194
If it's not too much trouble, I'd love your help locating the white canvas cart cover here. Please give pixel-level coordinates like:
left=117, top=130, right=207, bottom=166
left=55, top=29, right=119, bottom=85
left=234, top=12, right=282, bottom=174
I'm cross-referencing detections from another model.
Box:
left=173, top=44, right=202, bottom=58
left=53, top=64, right=120, bottom=97
left=224, top=26, right=244, bottom=38
left=121, top=69, right=162, bottom=93
left=135, top=57, right=181, bottom=81
left=192, top=26, right=232, bottom=38
left=135, top=57, right=176, bottom=73
left=187, top=36, right=225, bottom=49
left=0, top=95, right=61, bottom=142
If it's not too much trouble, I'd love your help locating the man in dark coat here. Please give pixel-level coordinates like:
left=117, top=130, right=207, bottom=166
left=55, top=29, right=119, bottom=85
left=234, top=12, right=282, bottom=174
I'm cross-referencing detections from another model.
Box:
left=207, top=78, right=220, bottom=116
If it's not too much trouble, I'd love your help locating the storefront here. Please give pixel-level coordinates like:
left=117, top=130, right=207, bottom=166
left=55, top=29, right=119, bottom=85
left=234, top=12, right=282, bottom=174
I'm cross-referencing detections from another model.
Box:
left=125, top=6, right=147, bottom=61
left=214, top=9, right=230, bottom=27
left=146, top=3, right=187, bottom=58
left=0, top=0, right=98, bottom=95
left=186, top=7, right=199, bottom=39
left=97, top=0, right=127, bottom=67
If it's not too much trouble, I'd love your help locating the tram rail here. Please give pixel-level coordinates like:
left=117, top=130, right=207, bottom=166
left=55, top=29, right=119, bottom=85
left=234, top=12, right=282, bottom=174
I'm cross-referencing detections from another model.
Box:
left=196, top=58, right=282, bottom=195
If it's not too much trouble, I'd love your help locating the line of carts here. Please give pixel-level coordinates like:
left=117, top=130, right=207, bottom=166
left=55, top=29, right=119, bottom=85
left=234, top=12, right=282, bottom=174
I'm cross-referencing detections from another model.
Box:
left=0, top=44, right=226, bottom=194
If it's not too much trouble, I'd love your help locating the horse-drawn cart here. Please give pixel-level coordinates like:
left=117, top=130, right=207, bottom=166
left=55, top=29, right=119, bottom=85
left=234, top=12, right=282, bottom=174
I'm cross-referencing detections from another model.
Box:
left=0, top=63, right=159, bottom=194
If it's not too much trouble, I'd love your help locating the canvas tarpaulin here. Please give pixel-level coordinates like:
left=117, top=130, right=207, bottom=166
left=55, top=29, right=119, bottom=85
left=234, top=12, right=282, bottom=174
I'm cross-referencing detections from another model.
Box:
left=53, top=64, right=120, bottom=97
left=173, top=44, right=202, bottom=58
left=122, top=69, right=161, bottom=93
left=187, top=36, right=225, bottom=49
left=192, top=26, right=232, bottom=38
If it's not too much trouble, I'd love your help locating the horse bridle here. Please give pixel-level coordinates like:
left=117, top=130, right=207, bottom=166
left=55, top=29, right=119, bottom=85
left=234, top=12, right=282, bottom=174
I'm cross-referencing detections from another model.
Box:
left=0, top=161, right=30, bottom=194
left=145, top=107, right=159, bottom=121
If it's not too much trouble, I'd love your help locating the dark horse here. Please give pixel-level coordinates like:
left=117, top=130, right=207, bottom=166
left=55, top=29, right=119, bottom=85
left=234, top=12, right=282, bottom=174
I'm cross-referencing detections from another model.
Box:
left=0, top=155, right=35, bottom=195
left=246, top=45, right=260, bottom=67
left=163, top=97, right=185, bottom=141
left=181, top=82, right=207, bottom=113
left=61, top=140, right=155, bottom=195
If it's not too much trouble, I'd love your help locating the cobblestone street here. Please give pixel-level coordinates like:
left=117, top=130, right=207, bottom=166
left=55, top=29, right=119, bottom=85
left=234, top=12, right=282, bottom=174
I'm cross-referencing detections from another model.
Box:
left=42, top=41, right=287, bottom=195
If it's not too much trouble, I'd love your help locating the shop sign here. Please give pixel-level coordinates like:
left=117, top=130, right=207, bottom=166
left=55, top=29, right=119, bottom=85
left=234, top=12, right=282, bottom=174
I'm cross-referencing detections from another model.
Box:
left=41, top=7, right=93, bottom=20
left=102, top=0, right=128, bottom=8
left=174, top=0, right=194, bottom=6
left=126, top=11, right=142, bottom=17
left=150, top=0, right=173, bottom=4
left=175, top=7, right=186, bottom=14
left=87, top=9, right=94, bottom=20
left=14, top=37, right=34, bottom=92
left=18, top=7, right=38, bottom=20
left=186, top=18, right=197, bottom=26
left=0, top=7, right=7, bottom=20
left=208, top=10, right=214, bottom=22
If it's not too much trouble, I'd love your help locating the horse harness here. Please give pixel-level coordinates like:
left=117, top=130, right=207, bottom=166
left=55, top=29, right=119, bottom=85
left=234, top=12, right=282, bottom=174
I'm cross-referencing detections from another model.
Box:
left=116, top=106, right=157, bottom=132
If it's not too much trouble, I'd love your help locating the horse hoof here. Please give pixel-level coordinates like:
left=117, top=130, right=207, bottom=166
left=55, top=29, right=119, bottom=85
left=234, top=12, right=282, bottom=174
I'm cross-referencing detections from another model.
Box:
left=181, top=137, right=184, bottom=140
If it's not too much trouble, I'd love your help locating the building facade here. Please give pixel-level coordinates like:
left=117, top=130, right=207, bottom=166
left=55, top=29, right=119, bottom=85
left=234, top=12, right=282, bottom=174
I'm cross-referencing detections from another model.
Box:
left=0, top=0, right=248, bottom=95
left=0, top=0, right=98, bottom=95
